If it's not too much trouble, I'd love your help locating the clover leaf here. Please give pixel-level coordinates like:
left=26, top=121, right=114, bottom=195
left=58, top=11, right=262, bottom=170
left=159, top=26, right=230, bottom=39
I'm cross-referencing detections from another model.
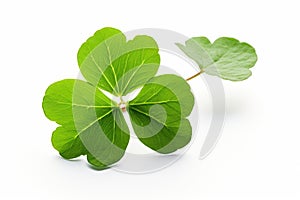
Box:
left=42, top=27, right=194, bottom=169
left=177, top=37, right=257, bottom=81
left=128, top=74, right=194, bottom=153
left=42, top=79, right=130, bottom=168
left=77, top=27, right=160, bottom=96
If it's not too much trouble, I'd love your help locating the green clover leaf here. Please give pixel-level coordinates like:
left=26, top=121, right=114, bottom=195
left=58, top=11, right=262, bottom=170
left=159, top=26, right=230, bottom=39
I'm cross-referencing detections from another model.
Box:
left=42, top=27, right=194, bottom=169
left=128, top=74, right=194, bottom=154
left=177, top=37, right=257, bottom=81
left=42, top=79, right=130, bottom=168
left=77, top=27, right=160, bottom=96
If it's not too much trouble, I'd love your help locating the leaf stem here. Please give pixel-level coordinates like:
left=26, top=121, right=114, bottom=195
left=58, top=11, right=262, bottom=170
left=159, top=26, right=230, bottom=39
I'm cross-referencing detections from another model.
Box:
left=121, top=107, right=126, bottom=112
left=119, top=96, right=127, bottom=112
left=186, top=70, right=204, bottom=81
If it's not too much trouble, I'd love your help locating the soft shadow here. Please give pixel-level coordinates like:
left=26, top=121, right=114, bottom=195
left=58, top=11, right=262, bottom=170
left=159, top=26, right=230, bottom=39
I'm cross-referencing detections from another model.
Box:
left=112, top=153, right=183, bottom=174
left=87, top=164, right=111, bottom=171
left=54, top=155, right=82, bottom=162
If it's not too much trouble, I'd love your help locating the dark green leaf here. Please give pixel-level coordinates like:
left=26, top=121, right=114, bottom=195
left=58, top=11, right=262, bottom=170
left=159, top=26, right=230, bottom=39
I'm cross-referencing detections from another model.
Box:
left=77, top=27, right=160, bottom=96
left=128, top=75, right=194, bottom=153
left=42, top=79, right=130, bottom=167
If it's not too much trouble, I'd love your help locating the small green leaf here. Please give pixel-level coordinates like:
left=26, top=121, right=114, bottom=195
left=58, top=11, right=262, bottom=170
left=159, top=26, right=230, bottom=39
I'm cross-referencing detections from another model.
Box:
left=177, top=37, right=257, bottom=81
left=128, top=74, right=194, bottom=153
left=77, top=27, right=160, bottom=96
left=42, top=79, right=130, bottom=167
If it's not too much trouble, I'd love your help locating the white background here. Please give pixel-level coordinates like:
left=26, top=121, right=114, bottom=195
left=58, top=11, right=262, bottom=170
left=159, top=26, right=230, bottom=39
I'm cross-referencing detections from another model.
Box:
left=0, top=0, right=299, bottom=199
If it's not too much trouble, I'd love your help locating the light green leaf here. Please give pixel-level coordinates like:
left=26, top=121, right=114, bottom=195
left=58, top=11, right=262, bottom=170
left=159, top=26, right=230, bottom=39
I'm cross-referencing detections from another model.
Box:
left=77, top=27, right=123, bottom=66
left=128, top=74, right=194, bottom=154
left=77, top=27, right=160, bottom=96
left=177, top=37, right=257, bottom=81
left=42, top=79, right=130, bottom=167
